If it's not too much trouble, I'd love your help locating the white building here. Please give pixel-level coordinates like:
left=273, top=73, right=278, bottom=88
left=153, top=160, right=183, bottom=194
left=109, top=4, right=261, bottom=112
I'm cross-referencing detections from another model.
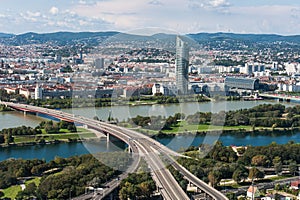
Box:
left=277, top=83, right=300, bottom=92
left=240, top=63, right=265, bottom=75
left=152, top=83, right=178, bottom=96
left=284, top=62, right=300, bottom=75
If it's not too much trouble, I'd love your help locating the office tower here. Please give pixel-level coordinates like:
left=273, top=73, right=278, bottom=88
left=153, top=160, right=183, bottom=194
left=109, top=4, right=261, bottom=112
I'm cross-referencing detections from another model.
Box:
left=176, top=36, right=189, bottom=95
left=95, top=58, right=104, bottom=69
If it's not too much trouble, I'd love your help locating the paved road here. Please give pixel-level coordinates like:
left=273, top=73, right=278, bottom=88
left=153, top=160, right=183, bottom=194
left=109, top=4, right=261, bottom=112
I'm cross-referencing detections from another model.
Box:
left=2, top=102, right=228, bottom=200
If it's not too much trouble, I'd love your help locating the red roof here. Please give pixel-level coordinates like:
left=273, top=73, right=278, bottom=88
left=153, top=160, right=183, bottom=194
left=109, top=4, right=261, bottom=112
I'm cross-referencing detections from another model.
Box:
left=247, top=186, right=258, bottom=193
left=291, top=180, right=300, bottom=187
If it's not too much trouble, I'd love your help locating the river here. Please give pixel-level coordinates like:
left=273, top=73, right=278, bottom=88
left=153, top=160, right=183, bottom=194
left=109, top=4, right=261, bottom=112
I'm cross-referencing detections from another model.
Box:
left=0, top=100, right=299, bottom=161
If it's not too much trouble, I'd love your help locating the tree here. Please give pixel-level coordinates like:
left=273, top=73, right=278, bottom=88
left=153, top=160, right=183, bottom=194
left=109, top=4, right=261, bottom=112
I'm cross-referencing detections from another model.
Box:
left=273, top=156, right=282, bottom=175
left=138, top=181, right=155, bottom=198
left=233, top=166, right=248, bottom=183
left=119, top=182, right=137, bottom=200
left=288, top=160, right=297, bottom=176
left=0, top=134, right=4, bottom=144
left=4, top=133, right=14, bottom=144
left=208, top=170, right=221, bottom=187
left=248, top=167, right=264, bottom=181
left=16, top=182, right=37, bottom=200
left=251, top=155, right=268, bottom=167
left=93, top=116, right=100, bottom=121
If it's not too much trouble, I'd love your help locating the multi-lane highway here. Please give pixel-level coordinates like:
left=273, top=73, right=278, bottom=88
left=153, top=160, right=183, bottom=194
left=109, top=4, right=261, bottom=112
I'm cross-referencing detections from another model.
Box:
left=1, top=101, right=228, bottom=200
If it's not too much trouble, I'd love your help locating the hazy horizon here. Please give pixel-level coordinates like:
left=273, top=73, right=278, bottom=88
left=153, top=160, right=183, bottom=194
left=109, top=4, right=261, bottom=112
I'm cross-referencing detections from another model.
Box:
left=1, top=0, right=300, bottom=35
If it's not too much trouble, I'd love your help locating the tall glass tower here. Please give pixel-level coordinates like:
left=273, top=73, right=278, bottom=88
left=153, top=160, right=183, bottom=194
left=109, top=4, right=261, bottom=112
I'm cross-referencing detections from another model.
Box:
left=175, top=36, right=189, bottom=95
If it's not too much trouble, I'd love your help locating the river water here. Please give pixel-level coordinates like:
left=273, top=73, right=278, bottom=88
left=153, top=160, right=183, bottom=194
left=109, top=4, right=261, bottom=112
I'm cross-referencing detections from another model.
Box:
left=0, top=100, right=299, bottom=161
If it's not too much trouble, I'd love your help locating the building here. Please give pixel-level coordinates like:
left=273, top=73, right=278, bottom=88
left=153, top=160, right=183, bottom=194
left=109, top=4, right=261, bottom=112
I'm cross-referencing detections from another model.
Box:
left=19, top=88, right=35, bottom=99
left=225, top=77, right=260, bottom=90
left=175, top=36, right=189, bottom=95
left=152, top=83, right=178, bottom=96
left=95, top=58, right=104, bottom=69
left=241, top=63, right=265, bottom=75
left=277, top=83, right=300, bottom=92
left=291, top=180, right=300, bottom=190
left=247, top=186, right=260, bottom=199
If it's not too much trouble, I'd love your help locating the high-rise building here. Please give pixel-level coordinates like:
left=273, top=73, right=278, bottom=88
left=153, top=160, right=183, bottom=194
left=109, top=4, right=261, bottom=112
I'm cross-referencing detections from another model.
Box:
left=175, top=36, right=189, bottom=95
left=95, top=58, right=104, bottom=69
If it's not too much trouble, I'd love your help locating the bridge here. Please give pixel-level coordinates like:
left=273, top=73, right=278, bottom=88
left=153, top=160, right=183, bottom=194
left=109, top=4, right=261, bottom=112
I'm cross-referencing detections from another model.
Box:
left=1, top=101, right=228, bottom=200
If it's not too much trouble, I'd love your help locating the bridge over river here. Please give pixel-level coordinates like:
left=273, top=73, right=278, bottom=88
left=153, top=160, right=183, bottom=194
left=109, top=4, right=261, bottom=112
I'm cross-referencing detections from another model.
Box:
left=1, top=101, right=228, bottom=200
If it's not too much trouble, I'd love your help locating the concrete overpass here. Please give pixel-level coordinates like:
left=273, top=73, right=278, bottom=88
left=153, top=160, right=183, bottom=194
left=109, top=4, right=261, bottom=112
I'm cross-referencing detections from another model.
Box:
left=1, top=101, right=228, bottom=200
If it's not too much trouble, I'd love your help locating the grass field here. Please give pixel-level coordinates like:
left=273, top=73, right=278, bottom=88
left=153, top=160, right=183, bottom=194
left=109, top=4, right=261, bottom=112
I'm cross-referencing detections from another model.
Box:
left=13, top=128, right=97, bottom=143
left=2, top=185, right=21, bottom=199
left=26, top=177, right=41, bottom=186
left=1, top=177, right=41, bottom=199
left=162, top=121, right=251, bottom=134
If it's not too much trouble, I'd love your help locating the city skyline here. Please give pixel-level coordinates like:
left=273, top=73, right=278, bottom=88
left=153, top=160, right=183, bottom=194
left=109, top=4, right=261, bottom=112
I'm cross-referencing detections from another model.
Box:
left=1, top=0, right=300, bottom=35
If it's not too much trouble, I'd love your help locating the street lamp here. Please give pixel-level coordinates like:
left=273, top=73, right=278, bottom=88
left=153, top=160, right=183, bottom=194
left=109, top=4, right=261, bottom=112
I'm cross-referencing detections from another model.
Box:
left=69, top=189, right=72, bottom=200
left=251, top=177, right=254, bottom=200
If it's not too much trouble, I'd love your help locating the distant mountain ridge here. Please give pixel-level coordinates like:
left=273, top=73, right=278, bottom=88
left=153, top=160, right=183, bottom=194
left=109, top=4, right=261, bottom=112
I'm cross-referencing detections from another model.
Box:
left=187, top=32, right=300, bottom=43
left=1, top=31, right=300, bottom=45
left=0, top=31, right=119, bottom=45
left=0, top=33, right=14, bottom=38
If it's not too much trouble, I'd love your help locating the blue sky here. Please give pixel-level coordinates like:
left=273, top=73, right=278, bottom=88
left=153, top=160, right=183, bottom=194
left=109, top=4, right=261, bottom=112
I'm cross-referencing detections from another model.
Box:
left=1, top=0, right=300, bottom=35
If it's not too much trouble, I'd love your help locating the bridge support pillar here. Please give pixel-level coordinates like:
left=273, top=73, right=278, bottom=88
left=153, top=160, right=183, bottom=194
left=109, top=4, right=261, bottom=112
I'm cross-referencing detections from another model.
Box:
left=24, top=111, right=27, bottom=115
left=106, top=133, right=110, bottom=143
left=128, top=145, right=132, bottom=153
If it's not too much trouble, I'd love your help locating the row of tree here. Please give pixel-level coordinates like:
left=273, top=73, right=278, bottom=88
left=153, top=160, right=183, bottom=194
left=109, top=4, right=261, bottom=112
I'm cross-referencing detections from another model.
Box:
left=0, top=153, right=129, bottom=199
left=119, top=173, right=156, bottom=200
left=37, top=120, right=77, bottom=133
left=185, top=103, right=300, bottom=128
left=0, top=120, right=77, bottom=145
left=129, top=113, right=184, bottom=130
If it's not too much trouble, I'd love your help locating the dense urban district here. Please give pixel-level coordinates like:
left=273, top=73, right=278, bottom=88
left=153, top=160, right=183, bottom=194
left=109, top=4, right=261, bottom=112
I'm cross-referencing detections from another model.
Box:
left=1, top=32, right=300, bottom=199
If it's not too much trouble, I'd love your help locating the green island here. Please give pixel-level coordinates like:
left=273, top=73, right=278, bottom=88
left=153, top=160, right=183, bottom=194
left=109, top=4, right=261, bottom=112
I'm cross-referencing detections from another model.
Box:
left=0, top=120, right=98, bottom=147
left=118, top=103, right=300, bottom=136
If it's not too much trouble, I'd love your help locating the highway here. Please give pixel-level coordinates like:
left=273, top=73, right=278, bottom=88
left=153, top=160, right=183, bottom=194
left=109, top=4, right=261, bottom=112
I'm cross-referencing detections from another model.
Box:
left=2, top=101, right=228, bottom=200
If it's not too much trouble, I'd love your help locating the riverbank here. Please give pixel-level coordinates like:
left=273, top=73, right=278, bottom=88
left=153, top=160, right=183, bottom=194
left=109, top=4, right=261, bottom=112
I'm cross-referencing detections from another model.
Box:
left=134, top=125, right=300, bottom=138
left=23, top=94, right=211, bottom=109
left=0, top=127, right=102, bottom=149
left=0, top=105, right=12, bottom=112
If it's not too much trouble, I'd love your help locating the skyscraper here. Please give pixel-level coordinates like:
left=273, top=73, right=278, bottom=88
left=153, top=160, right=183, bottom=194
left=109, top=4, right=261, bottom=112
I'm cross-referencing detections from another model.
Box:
left=175, top=36, right=189, bottom=95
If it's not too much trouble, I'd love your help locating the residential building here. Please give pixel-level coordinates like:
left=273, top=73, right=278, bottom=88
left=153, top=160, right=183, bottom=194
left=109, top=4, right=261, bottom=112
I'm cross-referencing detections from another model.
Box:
left=247, top=186, right=260, bottom=199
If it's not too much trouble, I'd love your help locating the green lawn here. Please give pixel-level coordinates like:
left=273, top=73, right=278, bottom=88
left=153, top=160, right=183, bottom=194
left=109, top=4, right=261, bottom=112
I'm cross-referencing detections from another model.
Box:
left=162, top=121, right=251, bottom=134
left=26, top=177, right=41, bottom=186
left=2, top=185, right=21, bottom=199
left=13, top=128, right=97, bottom=143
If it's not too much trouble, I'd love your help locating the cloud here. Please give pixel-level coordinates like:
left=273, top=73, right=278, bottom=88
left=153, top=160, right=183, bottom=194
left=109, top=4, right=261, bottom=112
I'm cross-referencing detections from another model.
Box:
left=49, top=6, right=59, bottom=15
left=148, top=0, right=163, bottom=6
left=1, top=0, right=300, bottom=35
left=26, top=11, right=41, bottom=17
left=78, top=0, right=97, bottom=5
left=187, top=0, right=231, bottom=14
left=20, top=11, right=41, bottom=22
left=209, top=0, right=230, bottom=8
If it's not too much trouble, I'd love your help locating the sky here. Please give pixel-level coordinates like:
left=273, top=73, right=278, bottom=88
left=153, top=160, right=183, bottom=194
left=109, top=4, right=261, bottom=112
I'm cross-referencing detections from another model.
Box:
left=1, top=0, right=300, bottom=35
